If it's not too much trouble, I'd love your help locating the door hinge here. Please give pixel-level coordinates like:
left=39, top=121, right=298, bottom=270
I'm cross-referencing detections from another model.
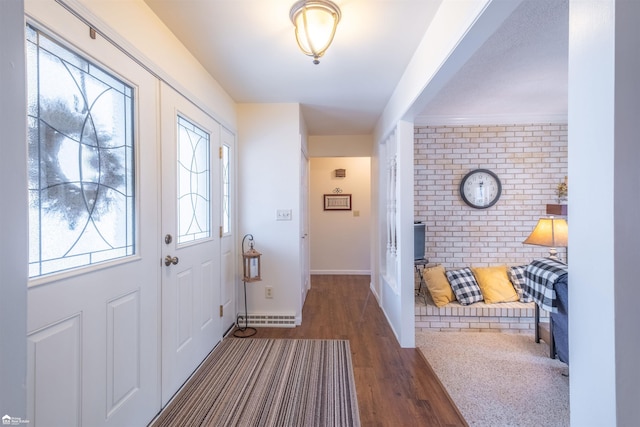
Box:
left=219, top=305, right=223, bottom=317
left=220, top=226, right=223, bottom=238
left=219, top=146, right=223, bottom=159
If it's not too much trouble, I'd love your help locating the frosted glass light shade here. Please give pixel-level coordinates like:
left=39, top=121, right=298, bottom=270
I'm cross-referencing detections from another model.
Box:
left=290, top=0, right=341, bottom=64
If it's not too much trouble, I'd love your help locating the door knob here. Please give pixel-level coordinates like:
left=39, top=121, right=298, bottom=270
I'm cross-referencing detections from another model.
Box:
left=164, top=255, right=179, bottom=266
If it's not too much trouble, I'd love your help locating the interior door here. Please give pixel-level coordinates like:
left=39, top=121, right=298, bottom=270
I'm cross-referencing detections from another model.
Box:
left=25, top=2, right=160, bottom=426
left=300, top=148, right=311, bottom=307
left=160, top=83, right=222, bottom=405
left=220, top=127, right=236, bottom=332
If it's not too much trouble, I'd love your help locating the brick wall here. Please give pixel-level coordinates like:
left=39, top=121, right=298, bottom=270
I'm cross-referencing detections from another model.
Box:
left=414, top=299, right=548, bottom=334
left=414, top=123, right=568, bottom=268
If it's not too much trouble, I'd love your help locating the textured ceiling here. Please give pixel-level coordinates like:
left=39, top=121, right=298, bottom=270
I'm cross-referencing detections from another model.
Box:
left=144, top=0, right=569, bottom=134
left=416, top=0, right=568, bottom=124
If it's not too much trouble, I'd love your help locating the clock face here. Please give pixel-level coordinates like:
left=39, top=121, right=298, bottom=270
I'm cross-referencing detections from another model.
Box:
left=460, top=169, right=502, bottom=209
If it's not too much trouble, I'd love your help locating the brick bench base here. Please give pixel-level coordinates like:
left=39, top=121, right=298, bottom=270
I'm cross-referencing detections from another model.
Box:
left=415, top=294, right=548, bottom=334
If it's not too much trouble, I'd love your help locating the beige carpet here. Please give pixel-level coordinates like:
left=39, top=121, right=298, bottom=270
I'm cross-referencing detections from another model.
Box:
left=417, top=331, right=569, bottom=427
left=151, top=338, right=360, bottom=427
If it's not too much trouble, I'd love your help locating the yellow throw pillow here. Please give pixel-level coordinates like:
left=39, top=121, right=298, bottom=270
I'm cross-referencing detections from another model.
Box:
left=471, top=266, right=519, bottom=304
left=423, top=265, right=456, bottom=307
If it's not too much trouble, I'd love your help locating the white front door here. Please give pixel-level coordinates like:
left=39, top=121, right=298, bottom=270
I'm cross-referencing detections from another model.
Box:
left=25, top=2, right=160, bottom=426
left=160, top=83, right=222, bottom=405
left=220, top=127, right=237, bottom=332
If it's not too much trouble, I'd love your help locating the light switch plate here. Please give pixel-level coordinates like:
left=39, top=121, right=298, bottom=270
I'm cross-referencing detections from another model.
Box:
left=276, top=209, right=292, bottom=221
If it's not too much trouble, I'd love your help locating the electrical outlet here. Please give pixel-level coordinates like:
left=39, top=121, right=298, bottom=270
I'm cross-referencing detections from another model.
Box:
left=265, top=286, right=273, bottom=299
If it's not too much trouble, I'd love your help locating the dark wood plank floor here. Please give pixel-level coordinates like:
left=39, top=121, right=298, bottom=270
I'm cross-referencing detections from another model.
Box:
left=247, top=274, right=467, bottom=427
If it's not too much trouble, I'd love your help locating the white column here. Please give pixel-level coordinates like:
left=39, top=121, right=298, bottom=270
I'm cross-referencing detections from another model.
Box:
left=569, top=0, right=640, bottom=424
left=396, top=120, right=415, bottom=348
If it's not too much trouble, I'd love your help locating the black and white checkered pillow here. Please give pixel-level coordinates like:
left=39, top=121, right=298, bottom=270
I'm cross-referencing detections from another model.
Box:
left=508, top=265, right=534, bottom=302
left=446, top=267, right=483, bottom=305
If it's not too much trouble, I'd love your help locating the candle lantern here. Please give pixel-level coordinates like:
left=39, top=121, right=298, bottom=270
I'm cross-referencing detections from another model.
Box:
left=242, top=234, right=262, bottom=282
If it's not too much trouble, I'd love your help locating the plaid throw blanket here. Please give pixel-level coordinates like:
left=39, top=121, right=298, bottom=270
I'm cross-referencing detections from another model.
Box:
left=524, top=258, right=568, bottom=312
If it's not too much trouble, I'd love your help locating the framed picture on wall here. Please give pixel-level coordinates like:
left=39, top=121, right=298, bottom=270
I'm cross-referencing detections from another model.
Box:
left=324, top=194, right=352, bottom=210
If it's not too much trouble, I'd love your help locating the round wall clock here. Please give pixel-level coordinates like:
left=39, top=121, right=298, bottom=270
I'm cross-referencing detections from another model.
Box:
left=459, top=169, right=502, bottom=209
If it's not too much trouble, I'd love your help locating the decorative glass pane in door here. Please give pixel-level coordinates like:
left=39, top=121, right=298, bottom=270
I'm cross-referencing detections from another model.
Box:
left=222, top=144, right=230, bottom=235
left=26, top=25, right=135, bottom=278
left=177, top=116, right=210, bottom=244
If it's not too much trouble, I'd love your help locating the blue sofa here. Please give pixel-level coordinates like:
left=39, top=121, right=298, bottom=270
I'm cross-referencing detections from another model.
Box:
left=551, top=274, right=569, bottom=364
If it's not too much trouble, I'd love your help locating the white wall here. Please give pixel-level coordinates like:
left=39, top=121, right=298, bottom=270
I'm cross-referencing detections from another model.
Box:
left=72, top=0, right=236, bottom=131
left=612, top=2, right=640, bottom=421
left=569, top=0, right=640, bottom=425
left=308, top=135, right=373, bottom=157
left=237, top=103, right=304, bottom=323
left=309, top=157, right=371, bottom=274
left=0, top=0, right=28, bottom=419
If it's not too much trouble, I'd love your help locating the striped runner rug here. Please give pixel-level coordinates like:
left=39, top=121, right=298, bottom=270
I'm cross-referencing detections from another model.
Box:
left=151, top=338, right=361, bottom=427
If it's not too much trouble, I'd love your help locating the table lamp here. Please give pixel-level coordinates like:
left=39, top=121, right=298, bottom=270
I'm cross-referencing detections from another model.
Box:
left=523, top=216, right=568, bottom=260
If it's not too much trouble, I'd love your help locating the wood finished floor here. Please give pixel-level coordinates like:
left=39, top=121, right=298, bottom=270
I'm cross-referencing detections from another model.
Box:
left=247, top=275, right=467, bottom=427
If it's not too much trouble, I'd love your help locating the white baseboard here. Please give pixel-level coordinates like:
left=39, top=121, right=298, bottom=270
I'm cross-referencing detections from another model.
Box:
left=310, top=270, right=371, bottom=275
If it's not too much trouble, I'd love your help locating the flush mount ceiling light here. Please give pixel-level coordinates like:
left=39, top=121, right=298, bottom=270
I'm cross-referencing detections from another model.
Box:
left=289, top=0, right=341, bottom=64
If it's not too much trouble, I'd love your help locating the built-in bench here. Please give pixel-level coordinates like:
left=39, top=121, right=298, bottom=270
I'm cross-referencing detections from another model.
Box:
left=415, top=293, right=549, bottom=334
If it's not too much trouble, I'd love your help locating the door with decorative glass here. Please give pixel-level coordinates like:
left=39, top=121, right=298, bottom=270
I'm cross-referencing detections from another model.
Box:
left=219, top=127, right=236, bottom=332
left=25, top=3, right=160, bottom=426
left=160, top=83, right=222, bottom=405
